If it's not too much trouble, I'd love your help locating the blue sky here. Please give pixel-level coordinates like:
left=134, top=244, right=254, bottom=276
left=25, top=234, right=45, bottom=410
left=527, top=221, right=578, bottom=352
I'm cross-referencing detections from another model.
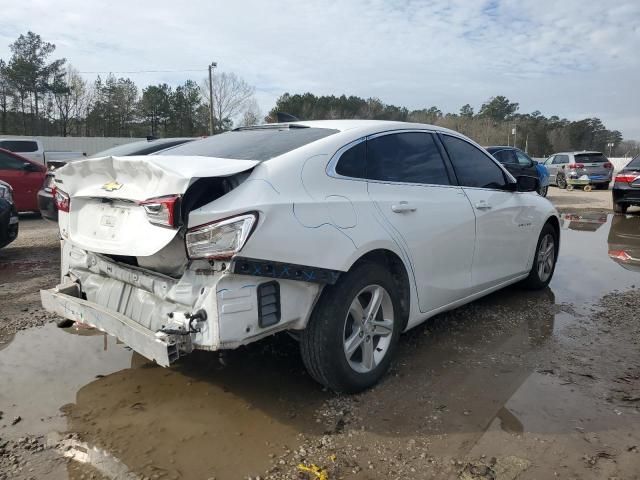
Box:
left=1, top=0, right=639, bottom=138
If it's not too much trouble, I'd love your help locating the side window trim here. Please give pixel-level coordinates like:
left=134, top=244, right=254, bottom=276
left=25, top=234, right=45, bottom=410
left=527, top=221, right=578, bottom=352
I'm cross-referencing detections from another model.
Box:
left=327, top=129, right=458, bottom=188
left=437, top=132, right=514, bottom=191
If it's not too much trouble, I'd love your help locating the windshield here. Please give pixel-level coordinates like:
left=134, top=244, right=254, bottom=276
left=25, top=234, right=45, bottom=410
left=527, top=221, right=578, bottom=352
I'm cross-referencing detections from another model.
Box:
left=158, top=127, right=339, bottom=160
left=575, top=153, right=608, bottom=163
left=626, top=155, right=640, bottom=169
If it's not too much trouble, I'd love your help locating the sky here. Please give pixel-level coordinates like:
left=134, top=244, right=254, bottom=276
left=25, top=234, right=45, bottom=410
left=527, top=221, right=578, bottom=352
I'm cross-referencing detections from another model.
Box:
left=1, top=0, right=639, bottom=138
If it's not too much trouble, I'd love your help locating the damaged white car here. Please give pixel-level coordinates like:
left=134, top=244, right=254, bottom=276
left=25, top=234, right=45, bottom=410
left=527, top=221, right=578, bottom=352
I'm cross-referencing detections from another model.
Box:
left=41, top=120, right=560, bottom=392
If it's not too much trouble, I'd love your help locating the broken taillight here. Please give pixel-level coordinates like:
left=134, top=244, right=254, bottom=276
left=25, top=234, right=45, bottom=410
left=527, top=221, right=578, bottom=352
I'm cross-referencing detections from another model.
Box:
left=53, top=187, right=70, bottom=212
left=140, top=195, right=181, bottom=228
left=608, top=250, right=632, bottom=262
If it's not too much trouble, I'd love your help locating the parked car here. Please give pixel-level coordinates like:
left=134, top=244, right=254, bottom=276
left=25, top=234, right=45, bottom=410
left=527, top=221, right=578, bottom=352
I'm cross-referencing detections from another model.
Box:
left=0, top=138, right=83, bottom=167
left=608, top=214, right=640, bottom=272
left=485, top=146, right=548, bottom=196
left=0, top=148, right=47, bottom=212
left=38, top=137, right=195, bottom=221
left=0, top=180, right=18, bottom=248
left=612, top=155, right=640, bottom=214
left=41, top=120, right=560, bottom=393
left=544, top=151, right=613, bottom=189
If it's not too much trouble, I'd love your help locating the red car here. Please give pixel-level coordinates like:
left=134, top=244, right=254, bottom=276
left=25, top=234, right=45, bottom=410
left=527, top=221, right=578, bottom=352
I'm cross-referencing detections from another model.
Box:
left=0, top=148, right=46, bottom=212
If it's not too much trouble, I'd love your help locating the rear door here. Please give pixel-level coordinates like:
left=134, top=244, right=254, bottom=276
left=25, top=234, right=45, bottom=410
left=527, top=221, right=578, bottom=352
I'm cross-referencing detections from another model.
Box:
left=440, top=134, right=538, bottom=290
left=363, top=131, right=476, bottom=313
left=0, top=150, right=44, bottom=211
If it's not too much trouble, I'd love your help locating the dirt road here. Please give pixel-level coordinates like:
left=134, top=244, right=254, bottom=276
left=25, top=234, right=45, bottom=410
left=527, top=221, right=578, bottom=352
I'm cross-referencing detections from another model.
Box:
left=1, top=206, right=640, bottom=479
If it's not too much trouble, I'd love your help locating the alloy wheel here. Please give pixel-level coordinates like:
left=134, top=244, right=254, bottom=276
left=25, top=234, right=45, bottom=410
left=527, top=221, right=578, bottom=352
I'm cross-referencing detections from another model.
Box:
left=343, top=285, right=394, bottom=373
left=536, top=234, right=555, bottom=283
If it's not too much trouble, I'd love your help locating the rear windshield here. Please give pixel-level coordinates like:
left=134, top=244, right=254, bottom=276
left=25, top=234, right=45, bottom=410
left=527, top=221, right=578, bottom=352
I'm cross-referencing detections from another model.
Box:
left=0, top=140, right=38, bottom=152
left=159, top=127, right=339, bottom=160
left=574, top=153, right=608, bottom=163
left=90, top=139, right=192, bottom=158
left=626, top=155, right=640, bottom=169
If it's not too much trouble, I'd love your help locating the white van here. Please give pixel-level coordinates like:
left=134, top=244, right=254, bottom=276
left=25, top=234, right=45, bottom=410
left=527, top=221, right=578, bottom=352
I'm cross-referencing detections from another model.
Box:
left=0, top=138, right=84, bottom=167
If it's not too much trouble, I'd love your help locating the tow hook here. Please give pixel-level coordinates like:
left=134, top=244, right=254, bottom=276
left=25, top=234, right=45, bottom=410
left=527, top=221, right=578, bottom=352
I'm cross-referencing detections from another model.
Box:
left=159, top=309, right=207, bottom=335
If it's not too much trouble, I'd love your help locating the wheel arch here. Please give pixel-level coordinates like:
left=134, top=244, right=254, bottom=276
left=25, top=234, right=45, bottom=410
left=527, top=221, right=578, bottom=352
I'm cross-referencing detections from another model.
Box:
left=545, top=215, right=561, bottom=252
left=347, top=248, right=412, bottom=330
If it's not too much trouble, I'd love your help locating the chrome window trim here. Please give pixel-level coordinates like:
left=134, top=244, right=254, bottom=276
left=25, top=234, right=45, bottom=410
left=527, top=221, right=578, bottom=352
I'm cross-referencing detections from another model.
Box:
left=325, top=128, right=460, bottom=189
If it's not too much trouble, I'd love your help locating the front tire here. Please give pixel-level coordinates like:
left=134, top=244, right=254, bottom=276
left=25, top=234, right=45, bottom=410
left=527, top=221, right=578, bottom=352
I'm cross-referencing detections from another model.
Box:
left=522, top=223, right=558, bottom=290
left=300, top=263, right=402, bottom=393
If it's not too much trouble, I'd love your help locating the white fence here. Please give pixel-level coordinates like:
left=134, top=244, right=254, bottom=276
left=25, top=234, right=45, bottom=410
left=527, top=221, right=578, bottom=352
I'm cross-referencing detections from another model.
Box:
left=0, top=135, right=146, bottom=156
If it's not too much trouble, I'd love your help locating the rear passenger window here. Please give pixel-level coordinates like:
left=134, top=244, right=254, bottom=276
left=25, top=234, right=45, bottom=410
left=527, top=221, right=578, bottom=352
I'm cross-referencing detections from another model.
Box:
left=335, top=141, right=366, bottom=178
left=553, top=155, right=569, bottom=165
left=441, top=135, right=507, bottom=189
left=366, top=132, right=450, bottom=185
left=0, top=140, right=38, bottom=153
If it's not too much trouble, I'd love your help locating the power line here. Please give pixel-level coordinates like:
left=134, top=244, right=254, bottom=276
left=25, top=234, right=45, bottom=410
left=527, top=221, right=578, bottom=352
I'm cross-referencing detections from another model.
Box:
left=78, top=69, right=207, bottom=74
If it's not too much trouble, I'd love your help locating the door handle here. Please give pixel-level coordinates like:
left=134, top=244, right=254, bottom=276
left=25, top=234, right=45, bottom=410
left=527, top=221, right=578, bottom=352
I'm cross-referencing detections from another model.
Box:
left=474, top=201, right=492, bottom=210
left=391, top=201, right=416, bottom=213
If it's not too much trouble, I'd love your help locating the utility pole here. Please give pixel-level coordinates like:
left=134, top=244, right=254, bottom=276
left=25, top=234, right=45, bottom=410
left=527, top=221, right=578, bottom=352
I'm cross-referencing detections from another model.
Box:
left=208, top=62, right=217, bottom=135
left=512, top=125, right=517, bottom=148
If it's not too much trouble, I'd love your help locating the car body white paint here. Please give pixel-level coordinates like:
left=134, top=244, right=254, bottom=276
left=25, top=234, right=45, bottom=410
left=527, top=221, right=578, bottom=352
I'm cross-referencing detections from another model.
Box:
left=43, top=120, right=559, bottom=366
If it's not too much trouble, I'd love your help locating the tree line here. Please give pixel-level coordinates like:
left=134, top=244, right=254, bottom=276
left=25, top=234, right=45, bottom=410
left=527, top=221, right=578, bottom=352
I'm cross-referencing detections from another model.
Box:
left=0, top=31, right=636, bottom=158
left=0, top=31, right=259, bottom=138
left=268, top=93, right=631, bottom=157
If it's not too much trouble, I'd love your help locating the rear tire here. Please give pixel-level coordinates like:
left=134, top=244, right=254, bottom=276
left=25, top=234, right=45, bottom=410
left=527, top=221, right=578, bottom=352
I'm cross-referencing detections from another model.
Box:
left=522, top=223, right=558, bottom=290
left=613, top=202, right=628, bottom=214
left=556, top=174, right=567, bottom=189
left=300, top=263, right=402, bottom=393
left=538, top=185, right=548, bottom=197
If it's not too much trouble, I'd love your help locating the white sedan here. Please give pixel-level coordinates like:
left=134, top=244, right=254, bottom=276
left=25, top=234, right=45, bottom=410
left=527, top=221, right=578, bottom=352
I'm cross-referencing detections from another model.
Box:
left=42, top=120, right=559, bottom=392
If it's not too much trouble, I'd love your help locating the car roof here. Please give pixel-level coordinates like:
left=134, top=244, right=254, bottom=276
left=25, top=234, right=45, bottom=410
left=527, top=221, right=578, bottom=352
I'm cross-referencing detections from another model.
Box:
left=261, top=119, right=461, bottom=137
left=553, top=151, right=603, bottom=155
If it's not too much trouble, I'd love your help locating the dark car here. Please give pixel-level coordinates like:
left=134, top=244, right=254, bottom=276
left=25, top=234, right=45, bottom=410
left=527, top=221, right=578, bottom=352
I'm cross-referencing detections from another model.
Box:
left=485, top=146, right=547, bottom=196
left=38, top=137, right=195, bottom=221
left=0, top=180, right=19, bottom=248
left=612, top=155, right=640, bottom=214
left=608, top=214, right=640, bottom=272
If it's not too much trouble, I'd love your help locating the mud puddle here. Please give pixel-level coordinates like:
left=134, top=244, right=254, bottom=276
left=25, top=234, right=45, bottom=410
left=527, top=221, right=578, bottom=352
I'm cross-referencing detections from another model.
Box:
left=1, top=214, right=640, bottom=479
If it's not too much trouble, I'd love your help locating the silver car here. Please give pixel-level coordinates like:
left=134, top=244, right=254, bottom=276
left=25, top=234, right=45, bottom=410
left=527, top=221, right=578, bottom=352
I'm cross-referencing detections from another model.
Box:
left=544, top=151, right=613, bottom=190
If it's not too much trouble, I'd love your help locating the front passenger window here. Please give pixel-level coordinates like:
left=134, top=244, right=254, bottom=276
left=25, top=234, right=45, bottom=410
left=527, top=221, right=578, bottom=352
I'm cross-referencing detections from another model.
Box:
left=441, top=135, right=508, bottom=189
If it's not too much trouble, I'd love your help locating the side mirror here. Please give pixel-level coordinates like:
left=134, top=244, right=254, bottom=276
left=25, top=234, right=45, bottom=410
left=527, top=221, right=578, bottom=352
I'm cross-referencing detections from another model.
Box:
left=516, top=175, right=539, bottom=192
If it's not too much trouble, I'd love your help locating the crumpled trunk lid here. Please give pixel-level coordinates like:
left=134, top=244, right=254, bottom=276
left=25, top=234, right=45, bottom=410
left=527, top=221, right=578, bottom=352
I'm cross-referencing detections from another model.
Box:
left=56, top=155, right=258, bottom=256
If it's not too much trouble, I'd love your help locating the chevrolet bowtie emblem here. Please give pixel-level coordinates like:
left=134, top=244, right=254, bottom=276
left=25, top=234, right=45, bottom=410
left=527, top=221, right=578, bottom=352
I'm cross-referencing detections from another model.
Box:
left=102, top=181, right=123, bottom=192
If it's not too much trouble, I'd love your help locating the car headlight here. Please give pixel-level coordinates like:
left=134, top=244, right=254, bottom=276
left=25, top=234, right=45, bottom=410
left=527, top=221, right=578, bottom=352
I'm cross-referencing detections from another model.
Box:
left=0, top=184, right=13, bottom=204
left=186, top=213, right=257, bottom=259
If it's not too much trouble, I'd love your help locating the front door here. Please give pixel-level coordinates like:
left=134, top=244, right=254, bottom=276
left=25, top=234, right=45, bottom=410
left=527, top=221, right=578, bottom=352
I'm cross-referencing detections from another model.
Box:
left=440, top=134, right=537, bottom=291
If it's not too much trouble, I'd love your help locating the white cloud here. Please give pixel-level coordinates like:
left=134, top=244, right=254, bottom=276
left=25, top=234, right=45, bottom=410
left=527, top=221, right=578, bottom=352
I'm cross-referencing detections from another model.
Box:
left=0, top=0, right=639, bottom=137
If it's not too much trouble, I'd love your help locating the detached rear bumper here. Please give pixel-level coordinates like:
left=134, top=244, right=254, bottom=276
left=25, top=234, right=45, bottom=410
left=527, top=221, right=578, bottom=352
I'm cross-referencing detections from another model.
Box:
left=40, top=243, right=324, bottom=366
left=41, top=283, right=182, bottom=366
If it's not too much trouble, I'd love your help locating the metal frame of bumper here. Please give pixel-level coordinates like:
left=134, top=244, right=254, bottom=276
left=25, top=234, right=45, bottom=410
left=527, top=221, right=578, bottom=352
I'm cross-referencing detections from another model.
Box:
left=41, top=284, right=185, bottom=367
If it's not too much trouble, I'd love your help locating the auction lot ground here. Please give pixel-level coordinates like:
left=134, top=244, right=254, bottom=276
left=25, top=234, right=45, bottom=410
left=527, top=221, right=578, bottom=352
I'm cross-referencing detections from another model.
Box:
left=1, top=189, right=639, bottom=480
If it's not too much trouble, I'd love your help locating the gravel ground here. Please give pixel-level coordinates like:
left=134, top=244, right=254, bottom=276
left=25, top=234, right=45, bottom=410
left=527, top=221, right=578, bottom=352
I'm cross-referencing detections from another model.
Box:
left=1, top=206, right=640, bottom=479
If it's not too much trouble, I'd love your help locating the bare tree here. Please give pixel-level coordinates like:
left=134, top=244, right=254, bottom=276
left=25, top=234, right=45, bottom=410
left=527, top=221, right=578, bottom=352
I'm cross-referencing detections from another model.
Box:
left=51, top=65, right=87, bottom=136
left=202, top=72, right=255, bottom=132
left=240, top=99, right=261, bottom=127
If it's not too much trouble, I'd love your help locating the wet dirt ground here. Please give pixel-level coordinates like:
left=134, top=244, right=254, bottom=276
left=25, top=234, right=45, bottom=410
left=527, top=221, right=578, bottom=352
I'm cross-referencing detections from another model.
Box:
left=1, top=209, right=640, bottom=480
